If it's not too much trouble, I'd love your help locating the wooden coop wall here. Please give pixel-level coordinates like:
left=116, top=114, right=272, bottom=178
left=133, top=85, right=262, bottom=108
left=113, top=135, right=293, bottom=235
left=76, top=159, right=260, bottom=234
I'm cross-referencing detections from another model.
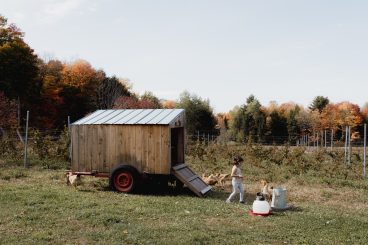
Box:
left=71, top=124, right=171, bottom=175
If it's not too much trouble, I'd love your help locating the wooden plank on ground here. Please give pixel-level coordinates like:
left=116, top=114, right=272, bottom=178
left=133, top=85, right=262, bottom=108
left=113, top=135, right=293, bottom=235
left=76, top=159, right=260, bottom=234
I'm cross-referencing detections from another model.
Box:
left=171, top=164, right=212, bottom=197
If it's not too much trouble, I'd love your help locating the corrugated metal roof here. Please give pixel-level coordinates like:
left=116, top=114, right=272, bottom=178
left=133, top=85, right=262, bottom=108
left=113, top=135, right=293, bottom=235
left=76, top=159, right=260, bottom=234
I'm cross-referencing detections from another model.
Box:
left=85, top=110, right=116, bottom=124
left=72, top=109, right=184, bottom=125
left=72, top=110, right=104, bottom=125
left=104, top=110, right=134, bottom=124
left=148, top=109, right=176, bottom=124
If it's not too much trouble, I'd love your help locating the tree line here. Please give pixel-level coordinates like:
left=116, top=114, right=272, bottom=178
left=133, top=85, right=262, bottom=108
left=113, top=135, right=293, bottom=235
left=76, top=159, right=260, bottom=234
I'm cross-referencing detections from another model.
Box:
left=1, top=14, right=367, bottom=144
left=0, top=15, right=216, bottom=135
left=220, top=95, right=368, bottom=144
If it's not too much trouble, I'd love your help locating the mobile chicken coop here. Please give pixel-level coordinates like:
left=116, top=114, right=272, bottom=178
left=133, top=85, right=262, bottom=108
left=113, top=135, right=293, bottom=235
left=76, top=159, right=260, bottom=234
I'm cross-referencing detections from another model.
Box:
left=70, top=109, right=211, bottom=197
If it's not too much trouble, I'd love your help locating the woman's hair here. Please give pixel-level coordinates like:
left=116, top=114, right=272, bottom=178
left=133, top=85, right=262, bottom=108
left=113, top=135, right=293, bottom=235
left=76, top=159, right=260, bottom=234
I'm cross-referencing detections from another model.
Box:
left=233, top=156, right=244, bottom=164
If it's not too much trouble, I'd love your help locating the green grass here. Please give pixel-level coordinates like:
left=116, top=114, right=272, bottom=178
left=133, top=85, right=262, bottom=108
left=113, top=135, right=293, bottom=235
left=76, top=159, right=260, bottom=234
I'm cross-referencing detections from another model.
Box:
left=1, top=167, right=367, bottom=244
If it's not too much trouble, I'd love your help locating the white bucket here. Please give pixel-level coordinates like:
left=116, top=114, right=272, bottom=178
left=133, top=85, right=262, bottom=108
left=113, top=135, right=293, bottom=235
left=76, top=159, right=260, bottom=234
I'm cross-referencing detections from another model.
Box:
left=271, top=188, right=288, bottom=210
left=252, top=200, right=271, bottom=214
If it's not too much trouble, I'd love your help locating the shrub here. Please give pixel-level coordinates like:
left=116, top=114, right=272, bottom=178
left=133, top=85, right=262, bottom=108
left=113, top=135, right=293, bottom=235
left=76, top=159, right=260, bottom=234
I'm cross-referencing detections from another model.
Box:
left=186, top=141, right=364, bottom=182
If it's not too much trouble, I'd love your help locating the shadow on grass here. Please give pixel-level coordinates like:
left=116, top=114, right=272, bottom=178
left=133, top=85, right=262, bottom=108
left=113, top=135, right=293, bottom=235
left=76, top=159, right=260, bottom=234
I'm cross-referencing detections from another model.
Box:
left=78, top=178, right=301, bottom=206
left=269, top=205, right=303, bottom=217
left=207, top=189, right=271, bottom=205
left=281, top=205, right=303, bottom=212
left=137, top=185, right=195, bottom=196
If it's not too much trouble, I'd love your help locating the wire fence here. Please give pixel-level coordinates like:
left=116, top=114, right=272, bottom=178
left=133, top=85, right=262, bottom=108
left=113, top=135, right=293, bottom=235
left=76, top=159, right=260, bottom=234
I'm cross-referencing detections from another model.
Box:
left=1, top=124, right=367, bottom=178
left=187, top=132, right=368, bottom=147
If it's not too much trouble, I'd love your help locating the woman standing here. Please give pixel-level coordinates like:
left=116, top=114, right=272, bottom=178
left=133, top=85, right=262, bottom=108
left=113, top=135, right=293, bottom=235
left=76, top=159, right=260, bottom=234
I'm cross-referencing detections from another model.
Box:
left=226, top=156, right=245, bottom=204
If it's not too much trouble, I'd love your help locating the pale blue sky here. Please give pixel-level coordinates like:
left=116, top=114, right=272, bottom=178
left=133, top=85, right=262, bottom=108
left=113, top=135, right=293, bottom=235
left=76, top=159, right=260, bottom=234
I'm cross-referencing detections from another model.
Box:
left=1, top=0, right=367, bottom=112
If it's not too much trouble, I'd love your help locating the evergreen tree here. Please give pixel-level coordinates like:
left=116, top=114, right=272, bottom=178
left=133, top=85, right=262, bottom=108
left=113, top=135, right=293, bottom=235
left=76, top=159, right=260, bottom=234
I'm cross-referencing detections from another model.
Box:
left=309, top=96, right=329, bottom=113
left=230, top=95, right=266, bottom=143
left=175, top=91, right=217, bottom=135
left=287, top=106, right=300, bottom=143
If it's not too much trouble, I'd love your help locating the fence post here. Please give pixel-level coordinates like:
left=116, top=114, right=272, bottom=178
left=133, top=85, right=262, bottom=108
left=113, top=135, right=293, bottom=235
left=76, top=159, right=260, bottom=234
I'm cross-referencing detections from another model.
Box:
left=307, top=134, right=309, bottom=149
left=68, top=116, right=71, bottom=161
left=344, top=126, right=348, bottom=164
left=316, top=132, right=319, bottom=148
left=324, top=130, right=327, bottom=148
left=348, top=126, right=352, bottom=166
left=364, top=123, right=366, bottom=178
left=331, top=129, right=333, bottom=151
left=321, top=130, right=324, bottom=148
left=23, top=110, right=29, bottom=168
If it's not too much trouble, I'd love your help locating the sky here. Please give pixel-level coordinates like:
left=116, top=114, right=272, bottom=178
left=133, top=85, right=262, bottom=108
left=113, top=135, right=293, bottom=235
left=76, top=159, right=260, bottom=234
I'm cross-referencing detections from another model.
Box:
left=1, top=0, right=368, bottom=113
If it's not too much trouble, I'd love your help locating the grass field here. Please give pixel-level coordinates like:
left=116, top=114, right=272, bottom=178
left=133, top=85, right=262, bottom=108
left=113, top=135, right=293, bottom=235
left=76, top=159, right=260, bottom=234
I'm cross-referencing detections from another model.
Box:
left=1, top=165, right=368, bottom=245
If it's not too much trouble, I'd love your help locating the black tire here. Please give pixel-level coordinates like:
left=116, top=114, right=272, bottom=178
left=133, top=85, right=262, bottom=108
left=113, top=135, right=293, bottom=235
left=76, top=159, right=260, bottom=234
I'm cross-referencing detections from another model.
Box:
left=109, top=165, right=139, bottom=193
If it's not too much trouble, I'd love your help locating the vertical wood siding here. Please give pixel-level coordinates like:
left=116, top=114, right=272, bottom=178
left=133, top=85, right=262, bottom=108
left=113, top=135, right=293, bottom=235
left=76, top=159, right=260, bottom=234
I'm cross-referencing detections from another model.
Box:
left=71, top=125, right=171, bottom=174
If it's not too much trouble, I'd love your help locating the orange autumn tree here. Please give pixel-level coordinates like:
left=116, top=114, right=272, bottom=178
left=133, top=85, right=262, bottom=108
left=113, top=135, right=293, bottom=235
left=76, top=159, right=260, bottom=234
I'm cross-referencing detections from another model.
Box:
left=333, top=102, right=363, bottom=140
left=162, top=100, right=176, bottom=109
left=335, top=102, right=363, bottom=128
left=61, top=59, right=103, bottom=88
left=216, top=113, right=230, bottom=131
left=59, top=59, right=105, bottom=123
left=362, top=103, right=368, bottom=121
left=278, top=102, right=298, bottom=118
left=38, top=60, right=64, bottom=128
left=61, top=59, right=105, bottom=107
left=320, top=104, right=339, bottom=131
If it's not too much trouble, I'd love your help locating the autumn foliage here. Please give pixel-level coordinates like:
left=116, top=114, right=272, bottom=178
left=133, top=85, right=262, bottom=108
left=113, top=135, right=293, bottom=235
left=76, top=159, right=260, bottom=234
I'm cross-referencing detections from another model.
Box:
left=114, top=96, right=161, bottom=109
left=1, top=14, right=367, bottom=141
left=227, top=96, right=367, bottom=144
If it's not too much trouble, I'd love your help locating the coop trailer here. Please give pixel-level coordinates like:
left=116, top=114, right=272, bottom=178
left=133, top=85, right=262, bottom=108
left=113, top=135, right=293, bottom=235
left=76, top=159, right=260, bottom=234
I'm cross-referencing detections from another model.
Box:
left=70, top=109, right=211, bottom=197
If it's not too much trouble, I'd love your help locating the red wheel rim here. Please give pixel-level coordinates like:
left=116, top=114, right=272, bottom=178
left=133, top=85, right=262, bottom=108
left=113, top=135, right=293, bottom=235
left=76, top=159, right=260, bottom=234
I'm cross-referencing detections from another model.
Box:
left=114, top=171, right=133, bottom=192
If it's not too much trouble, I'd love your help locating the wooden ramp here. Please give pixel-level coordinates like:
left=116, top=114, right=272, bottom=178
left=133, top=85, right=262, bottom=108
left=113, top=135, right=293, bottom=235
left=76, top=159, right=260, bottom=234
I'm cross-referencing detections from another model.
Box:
left=172, top=163, right=212, bottom=197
